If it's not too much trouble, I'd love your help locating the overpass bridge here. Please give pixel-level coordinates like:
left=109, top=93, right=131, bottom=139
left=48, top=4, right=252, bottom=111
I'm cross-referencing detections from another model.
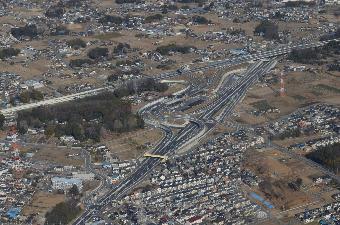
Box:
left=143, top=153, right=168, bottom=162
left=0, top=87, right=108, bottom=117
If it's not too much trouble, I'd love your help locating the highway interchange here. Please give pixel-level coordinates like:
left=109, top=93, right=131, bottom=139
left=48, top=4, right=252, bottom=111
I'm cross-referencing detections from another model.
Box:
left=1, top=38, right=339, bottom=224
left=72, top=57, right=282, bottom=224
left=1, top=38, right=339, bottom=117
left=70, top=39, right=340, bottom=224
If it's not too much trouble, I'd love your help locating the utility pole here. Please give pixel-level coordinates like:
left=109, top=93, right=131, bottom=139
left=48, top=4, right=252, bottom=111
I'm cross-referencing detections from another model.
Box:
left=133, top=79, right=138, bottom=94
left=280, top=72, right=286, bottom=97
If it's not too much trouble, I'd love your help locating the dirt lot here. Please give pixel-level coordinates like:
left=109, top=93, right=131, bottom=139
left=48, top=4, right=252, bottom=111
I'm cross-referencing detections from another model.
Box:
left=243, top=148, right=337, bottom=217
left=0, top=61, right=48, bottom=80
left=101, top=128, right=163, bottom=160
left=232, top=66, right=340, bottom=125
left=273, top=134, right=327, bottom=148
left=32, top=145, right=83, bottom=166
left=22, top=191, right=65, bottom=224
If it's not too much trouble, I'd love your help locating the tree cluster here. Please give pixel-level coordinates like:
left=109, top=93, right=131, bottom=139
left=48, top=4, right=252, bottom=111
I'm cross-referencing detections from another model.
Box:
left=99, top=15, right=124, bottom=25
left=88, top=47, right=109, bottom=59
left=328, top=64, right=340, bottom=72
left=320, top=27, right=340, bottom=41
left=64, top=0, right=82, bottom=7
left=68, top=184, right=80, bottom=198
left=306, top=142, right=340, bottom=173
left=156, top=43, right=195, bottom=55
left=228, top=28, right=246, bottom=36
left=0, top=114, right=5, bottom=129
left=251, top=100, right=273, bottom=112
left=113, top=77, right=168, bottom=97
left=45, top=200, right=81, bottom=225
left=0, top=48, right=20, bottom=59
left=19, top=89, right=44, bottom=103
left=116, top=59, right=134, bottom=67
left=288, top=178, right=303, bottom=191
left=17, top=92, right=144, bottom=141
left=288, top=48, right=319, bottom=64
left=161, top=4, right=178, bottom=14
left=192, top=15, right=209, bottom=24
left=69, top=58, right=93, bottom=68
left=113, top=43, right=131, bottom=55
left=115, top=0, right=143, bottom=4
left=45, top=6, right=65, bottom=18
left=175, top=0, right=207, bottom=3
left=11, top=24, right=38, bottom=39
left=321, top=40, right=340, bottom=55
left=254, top=21, right=279, bottom=40
left=67, top=38, right=87, bottom=49
left=284, top=1, right=316, bottom=7
left=288, top=41, right=340, bottom=64
left=259, top=179, right=285, bottom=200
left=144, top=14, right=163, bottom=23
left=51, top=25, right=70, bottom=36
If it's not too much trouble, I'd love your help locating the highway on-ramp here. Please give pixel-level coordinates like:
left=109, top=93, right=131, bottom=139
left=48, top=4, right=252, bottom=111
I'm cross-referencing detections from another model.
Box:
left=1, top=39, right=339, bottom=117
left=72, top=58, right=278, bottom=225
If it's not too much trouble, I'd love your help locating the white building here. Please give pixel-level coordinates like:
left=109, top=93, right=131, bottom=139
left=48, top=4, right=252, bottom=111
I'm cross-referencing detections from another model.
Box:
left=24, top=80, right=44, bottom=89
left=72, top=172, right=95, bottom=181
left=281, top=0, right=315, bottom=2
left=325, top=0, right=340, bottom=4
left=51, top=177, right=83, bottom=191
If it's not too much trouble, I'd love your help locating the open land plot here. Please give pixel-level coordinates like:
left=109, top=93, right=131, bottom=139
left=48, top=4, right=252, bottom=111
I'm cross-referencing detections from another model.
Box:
left=163, top=83, right=187, bottom=96
left=272, top=134, right=329, bottom=148
left=243, top=148, right=337, bottom=216
left=32, top=145, right=83, bottom=166
left=232, top=66, right=340, bottom=125
left=101, top=128, right=163, bottom=160
left=22, top=191, right=65, bottom=220
left=0, top=61, right=48, bottom=80
left=14, top=39, right=50, bottom=50
left=0, top=9, right=262, bottom=88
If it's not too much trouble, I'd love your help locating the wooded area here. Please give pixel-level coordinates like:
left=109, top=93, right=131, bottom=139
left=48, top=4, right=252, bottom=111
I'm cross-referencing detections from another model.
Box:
left=289, top=40, right=340, bottom=64
left=17, top=92, right=144, bottom=141
left=45, top=200, right=81, bottom=225
left=306, top=143, right=340, bottom=173
left=156, top=44, right=196, bottom=55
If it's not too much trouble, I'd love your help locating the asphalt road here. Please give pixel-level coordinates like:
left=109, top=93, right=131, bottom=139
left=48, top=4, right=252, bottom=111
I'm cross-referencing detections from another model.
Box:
left=72, top=58, right=278, bottom=225
left=2, top=39, right=339, bottom=117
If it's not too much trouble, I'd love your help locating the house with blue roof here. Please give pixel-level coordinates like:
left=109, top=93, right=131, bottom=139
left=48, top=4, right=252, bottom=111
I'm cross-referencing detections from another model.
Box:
left=7, top=207, right=21, bottom=220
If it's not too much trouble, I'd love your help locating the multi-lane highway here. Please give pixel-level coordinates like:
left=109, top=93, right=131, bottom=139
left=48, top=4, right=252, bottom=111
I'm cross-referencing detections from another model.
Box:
left=72, top=58, right=278, bottom=225
left=156, top=38, right=340, bottom=79
left=80, top=148, right=113, bottom=206
left=1, top=39, right=339, bottom=117
left=1, top=39, right=337, bottom=224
